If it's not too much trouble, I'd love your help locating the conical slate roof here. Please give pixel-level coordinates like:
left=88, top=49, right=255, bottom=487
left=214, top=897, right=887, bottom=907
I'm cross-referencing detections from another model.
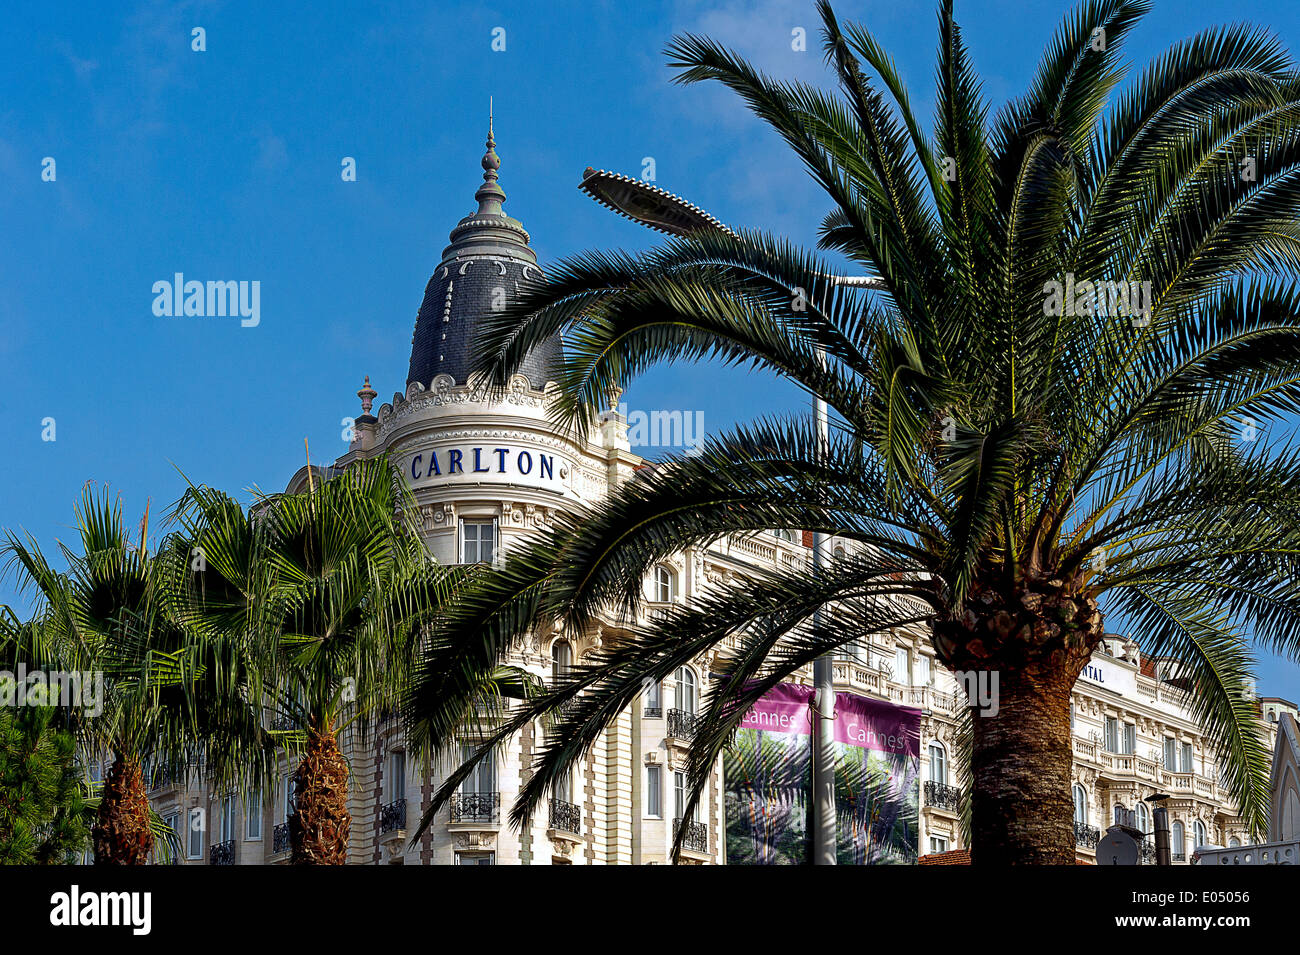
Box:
left=406, top=115, right=562, bottom=390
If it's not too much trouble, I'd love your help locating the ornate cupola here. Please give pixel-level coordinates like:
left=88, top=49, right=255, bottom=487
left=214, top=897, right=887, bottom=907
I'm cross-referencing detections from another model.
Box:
left=406, top=108, right=562, bottom=391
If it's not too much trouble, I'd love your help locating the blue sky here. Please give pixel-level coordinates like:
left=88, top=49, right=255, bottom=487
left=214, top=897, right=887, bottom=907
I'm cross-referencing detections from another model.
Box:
left=3, top=0, right=1299, bottom=701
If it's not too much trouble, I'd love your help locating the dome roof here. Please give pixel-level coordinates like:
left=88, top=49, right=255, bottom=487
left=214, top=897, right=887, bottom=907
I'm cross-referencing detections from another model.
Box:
left=406, top=115, right=562, bottom=391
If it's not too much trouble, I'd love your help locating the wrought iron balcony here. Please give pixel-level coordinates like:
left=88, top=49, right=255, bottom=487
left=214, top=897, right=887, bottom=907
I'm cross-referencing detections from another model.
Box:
left=1140, top=840, right=1156, bottom=864
left=549, top=799, right=581, bottom=835
left=210, top=839, right=236, bottom=865
left=643, top=706, right=663, bottom=719
left=272, top=822, right=290, bottom=854
left=1172, top=851, right=1187, bottom=863
left=674, top=818, right=709, bottom=854
left=449, top=792, right=500, bottom=825
left=666, top=708, right=700, bottom=740
left=379, top=798, right=407, bottom=834
left=1074, top=822, right=1101, bottom=849
left=923, top=781, right=962, bottom=812
left=147, top=766, right=176, bottom=791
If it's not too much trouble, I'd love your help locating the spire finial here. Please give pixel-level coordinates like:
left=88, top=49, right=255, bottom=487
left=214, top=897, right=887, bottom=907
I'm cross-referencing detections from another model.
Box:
left=357, top=374, right=377, bottom=415
left=476, top=99, right=505, bottom=215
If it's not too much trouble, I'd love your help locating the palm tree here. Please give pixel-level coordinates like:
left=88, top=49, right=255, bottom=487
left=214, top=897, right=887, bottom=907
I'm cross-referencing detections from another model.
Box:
left=409, top=0, right=1300, bottom=863
left=173, top=456, right=469, bottom=865
left=1, top=491, right=259, bottom=864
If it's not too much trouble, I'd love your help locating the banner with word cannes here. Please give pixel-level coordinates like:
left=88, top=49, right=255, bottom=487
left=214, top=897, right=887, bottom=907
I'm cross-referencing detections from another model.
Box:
left=724, top=683, right=920, bottom=864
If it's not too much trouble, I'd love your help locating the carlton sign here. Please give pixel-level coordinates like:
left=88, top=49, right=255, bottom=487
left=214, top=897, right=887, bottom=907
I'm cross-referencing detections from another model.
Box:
left=404, top=443, right=569, bottom=493
left=1077, top=654, right=1138, bottom=698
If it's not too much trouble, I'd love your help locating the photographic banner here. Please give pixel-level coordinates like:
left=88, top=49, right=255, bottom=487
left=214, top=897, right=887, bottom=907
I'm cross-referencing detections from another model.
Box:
left=723, top=682, right=813, bottom=864
left=723, top=683, right=921, bottom=865
left=833, top=691, right=921, bottom=864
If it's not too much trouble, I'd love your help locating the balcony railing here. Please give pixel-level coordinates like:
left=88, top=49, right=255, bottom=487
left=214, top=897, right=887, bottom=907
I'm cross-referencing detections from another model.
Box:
left=643, top=706, right=663, bottom=720
left=379, top=798, right=407, bottom=835
left=1140, top=841, right=1156, bottom=864
left=210, top=839, right=236, bottom=865
left=549, top=799, right=581, bottom=835
left=1074, top=822, right=1101, bottom=849
left=1193, top=841, right=1298, bottom=866
left=667, top=709, right=700, bottom=740
left=674, top=818, right=709, bottom=854
left=272, top=822, right=290, bottom=854
left=450, top=792, right=500, bottom=825
left=923, top=781, right=962, bottom=812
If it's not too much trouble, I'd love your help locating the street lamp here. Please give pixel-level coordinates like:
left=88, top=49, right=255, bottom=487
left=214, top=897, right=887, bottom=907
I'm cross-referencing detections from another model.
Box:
left=578, top=166, right=883, bottom=865
left=1145, top=793, right=1172, bottom=865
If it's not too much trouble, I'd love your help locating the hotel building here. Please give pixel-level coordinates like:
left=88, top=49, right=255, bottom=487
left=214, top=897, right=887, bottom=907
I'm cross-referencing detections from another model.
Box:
left=136, top=127, right=1286, bottom=865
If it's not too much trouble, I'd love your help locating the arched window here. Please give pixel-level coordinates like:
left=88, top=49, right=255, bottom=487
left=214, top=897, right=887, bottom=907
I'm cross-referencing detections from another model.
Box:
left=1228, top=836, right=1241, bottom=848
left=1193, top=820, right=1207, bottom=848
left=674, top=666, right=698, bottom=715
left=1171, top=821, right=1185, bottom=858
left=551, top=641, right=572, bottom=685
left=654, top=566, right=675, bottom=603
left=1113, top=803, right=1127, bottom=826
left=833, top=545, right=845, bottom=562
left=1073, top=785, right=1088, bottom=826
left=772, top=528, right=793, bottom=542
left=1135, top=802, right=1150, bottom=834
left=928, top=742, right=947, bottom=786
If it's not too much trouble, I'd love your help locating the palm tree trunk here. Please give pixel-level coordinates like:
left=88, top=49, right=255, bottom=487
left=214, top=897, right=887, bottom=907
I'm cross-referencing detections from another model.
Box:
left=93, top=754, right=152, bottom=865
left=935, top=580, right=1103, bottom=864
left=289, top=724, right=351, bottom=865
left=968, top=659, right=1079, bottom=864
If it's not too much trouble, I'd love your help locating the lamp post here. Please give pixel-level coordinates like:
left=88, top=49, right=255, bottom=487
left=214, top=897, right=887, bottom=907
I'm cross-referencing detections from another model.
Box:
left=578, top=168, right=883, bottom=864
left=1146, top=793, right=1172, bottom=865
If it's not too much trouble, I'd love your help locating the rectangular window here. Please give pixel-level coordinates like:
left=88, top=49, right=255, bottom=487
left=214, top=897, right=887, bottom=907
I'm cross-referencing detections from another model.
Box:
left=220, top=794, right=237, bottom=842
left=915, top=654, right=931, bottom=687
left=460, top=520, right=496, bottom=564
left=1163, top=737, right=1177, bottom=772
left=460, top=744, right=496, bottom=794
left=646, top=765, right=662, bottom=818
left=673, top=771, right=700, bottom=822
left=245, top=788, right=262, bottom=840
left=1180, top=741, right=1193, bottom=774
left=456, top=852, right=495, bottom=865
left=1123, top=722, right=1136, bottom=756
left=1104, top=717, right=1119, bottom=753
left=929, top=836, right=949, bottom=854
left=1070, top=705, right=1076, bottom=735
left=893, top=647, right=911, bottom=685
left=187, top=808, right=204, bottom=859
left=390, top=751, right=406, bottom=802
left=283, top=775, right=295, bottom=824
left=645, top=679, right=661, bottom=712
left=162, top=812, right=181, bottom=863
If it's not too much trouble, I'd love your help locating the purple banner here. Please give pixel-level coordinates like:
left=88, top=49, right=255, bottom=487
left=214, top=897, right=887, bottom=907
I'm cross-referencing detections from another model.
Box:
left=833, top=692, right=921, bottom=757
left=736, top=682, right=813, bottom=736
